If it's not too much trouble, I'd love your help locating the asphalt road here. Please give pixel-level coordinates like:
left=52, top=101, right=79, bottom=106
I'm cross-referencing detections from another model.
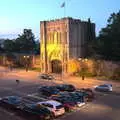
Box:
left=0, top=67, right=120, bottom=120
left=0, top=81, right=120, bottom=120
left=59, top=92, right=120, bottom=120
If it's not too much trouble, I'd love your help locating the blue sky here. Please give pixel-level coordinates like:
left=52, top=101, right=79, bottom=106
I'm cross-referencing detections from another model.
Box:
left=0, top=0, right=120, bottom=39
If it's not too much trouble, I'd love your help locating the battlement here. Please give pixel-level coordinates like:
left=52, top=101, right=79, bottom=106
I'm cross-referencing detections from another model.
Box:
left=40, top=17, right=95, bottom=26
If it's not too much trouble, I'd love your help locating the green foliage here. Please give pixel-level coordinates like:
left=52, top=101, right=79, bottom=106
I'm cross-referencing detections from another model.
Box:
left=97, top=11, right=120, bottom=61
left=1, top=29, right=39, bottom=54
left=34, top=40, right=40, bottom=54
left=15, top=29, right=36, bottom=53
left=75, top=64, right=96, bottom=77
left=30, top=67, right=41, bottom=72
left=110, top=67, right=120, bottom=80
left=3, top=39, right=15, bottom=52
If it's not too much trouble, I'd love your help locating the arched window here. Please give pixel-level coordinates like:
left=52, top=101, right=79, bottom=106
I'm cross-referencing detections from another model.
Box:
left=58, top=32, right=61, bottom=44
left=54, top=32, right=58, bottom=44
left=50, top=32, right=54, bottom=44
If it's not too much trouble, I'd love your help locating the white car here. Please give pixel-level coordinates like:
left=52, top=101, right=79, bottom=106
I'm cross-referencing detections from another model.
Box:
left=94, top=84, right=112, bottom=92
left=37, top=100, right=65, bottom=117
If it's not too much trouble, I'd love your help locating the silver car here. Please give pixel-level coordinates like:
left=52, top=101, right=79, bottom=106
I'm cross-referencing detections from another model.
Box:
left=94, top=84, right=112, bottom=92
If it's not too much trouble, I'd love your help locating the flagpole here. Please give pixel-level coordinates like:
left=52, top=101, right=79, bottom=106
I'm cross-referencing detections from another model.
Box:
left=64, top=2, right=66, bottom=18
left=61, top=1, right=66, bottom=18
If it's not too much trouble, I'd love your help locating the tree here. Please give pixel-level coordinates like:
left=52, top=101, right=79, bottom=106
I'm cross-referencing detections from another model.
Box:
left=15, top=29, right=36, bottom=53
left=97, top=11, right=120, bottom=61
left=34, top=40, right=40, bottom=54
left=3, top=39, right=15, bottom=52
left=0, top=44, right=3, bottom=52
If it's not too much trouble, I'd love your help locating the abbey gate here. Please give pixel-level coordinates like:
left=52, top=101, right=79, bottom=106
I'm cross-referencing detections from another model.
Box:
left=40, top=17, right=95, bottom=74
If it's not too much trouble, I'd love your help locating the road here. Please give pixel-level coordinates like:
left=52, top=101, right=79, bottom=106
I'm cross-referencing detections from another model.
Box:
left=59, top=92, right=120, bottom=120
left=0, top=66, right=120, bottom=120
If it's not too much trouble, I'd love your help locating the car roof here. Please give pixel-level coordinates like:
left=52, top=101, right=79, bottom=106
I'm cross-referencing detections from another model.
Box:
left=99, top=84, right=109, bottom=87
left=5, top=96, right=21, bottom=99
left=103, top=84, right=112, bottom=86
left=38, top=100, right=62, bottom=106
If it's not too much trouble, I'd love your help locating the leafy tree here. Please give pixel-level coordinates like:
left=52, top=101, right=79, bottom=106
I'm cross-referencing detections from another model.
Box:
left=15, top=29, right=36, bottom=53
left=3, top=39, right=15, bottom=52
left=97, top=11, right=120, bottom=61
left=0, top=44, right=3, bottom=52
left=34, top=40, right=40, bottom=54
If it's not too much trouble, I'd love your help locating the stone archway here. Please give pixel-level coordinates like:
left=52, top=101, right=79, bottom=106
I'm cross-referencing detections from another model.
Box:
left=51, top=60, right=62, bottom=73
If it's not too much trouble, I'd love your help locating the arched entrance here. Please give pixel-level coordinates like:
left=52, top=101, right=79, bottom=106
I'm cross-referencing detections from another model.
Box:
left=51, top=60, right=62, bottom=73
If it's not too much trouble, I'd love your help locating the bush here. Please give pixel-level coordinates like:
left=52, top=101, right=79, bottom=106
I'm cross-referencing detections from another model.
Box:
left=30, top=67, right=41, bottom=72
left=74, top=70, right=97, bottom=77
left=110, top=67, right=120, bottom=80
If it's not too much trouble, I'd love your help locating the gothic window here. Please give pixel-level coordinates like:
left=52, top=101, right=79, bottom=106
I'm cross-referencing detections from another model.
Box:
left=50, top=32, right=54, bottom=44
left=58, top=32, right=60, bottom=44
left=52, top=32, right=54, bottom=44
left=54, top=32, right=57, bottom=44
left=64, top=32, right=67, bottom=44
left=56, top=32, right=58, bottom=44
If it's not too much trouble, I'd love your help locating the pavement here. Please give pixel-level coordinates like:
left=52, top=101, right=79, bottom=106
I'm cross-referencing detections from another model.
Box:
left=0, top=66, right=119, bottom=88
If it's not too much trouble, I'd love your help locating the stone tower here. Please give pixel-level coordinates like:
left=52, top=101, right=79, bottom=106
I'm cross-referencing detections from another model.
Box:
left=40, top=17, right=95, bottom=74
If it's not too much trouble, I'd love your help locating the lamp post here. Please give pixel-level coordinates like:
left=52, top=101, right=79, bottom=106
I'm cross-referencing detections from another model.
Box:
left=23, top=55, right=30, bottom=72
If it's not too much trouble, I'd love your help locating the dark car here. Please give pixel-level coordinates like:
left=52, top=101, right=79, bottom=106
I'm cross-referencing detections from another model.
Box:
left=22, top=103, right=52, bottom=120
left=76, top=88, right=95, bottom=102
left=0, top=96, right=22, bottom=109
left=40, top=74, right=54, bottom=80
left=38, top=86, right=60, bottom=97
left=56, top=84, right=76, bottom=92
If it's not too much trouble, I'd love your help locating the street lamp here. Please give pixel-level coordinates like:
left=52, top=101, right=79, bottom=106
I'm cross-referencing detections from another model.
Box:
left=23, top=55, right=30, bottom=72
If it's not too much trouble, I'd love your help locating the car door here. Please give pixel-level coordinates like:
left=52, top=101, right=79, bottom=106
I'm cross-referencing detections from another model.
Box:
left=99, top=85, right=109, bottom=91
left=42, top=103, right=53, bottom=111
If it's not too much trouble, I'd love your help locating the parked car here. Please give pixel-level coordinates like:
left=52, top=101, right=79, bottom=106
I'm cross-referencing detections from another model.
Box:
left=38, top=86, right=60, bottom=97
left=22, top=103, right=52, bottom=120
left=37, top=100, right=65, bottom=117
left=94, top=84, right=112, bottom=92
left=40, top=74, right=54, bottom=80
left=0, top=96, right=22, bottom=109
left=49, top=94, right=84, bottom=111
left=49, top=96, right=76, bottom=112
left=76, top=88, right=95, bottom=102
left=69, top=92, right=85, bottom=104
left=56, top=84, right=76, bottom=92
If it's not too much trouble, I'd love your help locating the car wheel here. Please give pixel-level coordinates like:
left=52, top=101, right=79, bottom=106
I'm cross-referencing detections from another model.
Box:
left=51, top=112, right=55, bottom=119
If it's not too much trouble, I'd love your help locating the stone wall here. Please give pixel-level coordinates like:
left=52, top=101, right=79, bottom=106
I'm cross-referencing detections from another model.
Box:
left=0, top=54, right=41, bottom=69
left=70, top=59, right=120, bottom=77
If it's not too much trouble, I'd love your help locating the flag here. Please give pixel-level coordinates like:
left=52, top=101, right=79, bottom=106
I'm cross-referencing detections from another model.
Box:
left=61, top=2, right=65, bottom=8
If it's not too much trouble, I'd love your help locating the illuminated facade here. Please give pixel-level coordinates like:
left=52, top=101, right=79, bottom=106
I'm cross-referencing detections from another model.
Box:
left=40, top=17, right=95, bottom=73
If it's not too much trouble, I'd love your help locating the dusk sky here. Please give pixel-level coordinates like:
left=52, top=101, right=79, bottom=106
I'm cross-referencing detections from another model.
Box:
left=0, top=0, right=120, bottom=39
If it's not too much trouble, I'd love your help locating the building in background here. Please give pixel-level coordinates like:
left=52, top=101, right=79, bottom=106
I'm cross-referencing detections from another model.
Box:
left=40, top=17, right=95, bottom=74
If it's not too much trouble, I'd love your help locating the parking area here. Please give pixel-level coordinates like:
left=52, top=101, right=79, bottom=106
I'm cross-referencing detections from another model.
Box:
left=0, top=66, right=120, bottom=120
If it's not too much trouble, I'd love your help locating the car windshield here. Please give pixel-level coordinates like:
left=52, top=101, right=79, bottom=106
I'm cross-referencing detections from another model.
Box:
left=9, top=96, right=21, bottom=101
left=42, top=103, right=53, bottom=108
left=56, top=105, right=63, bottom=109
